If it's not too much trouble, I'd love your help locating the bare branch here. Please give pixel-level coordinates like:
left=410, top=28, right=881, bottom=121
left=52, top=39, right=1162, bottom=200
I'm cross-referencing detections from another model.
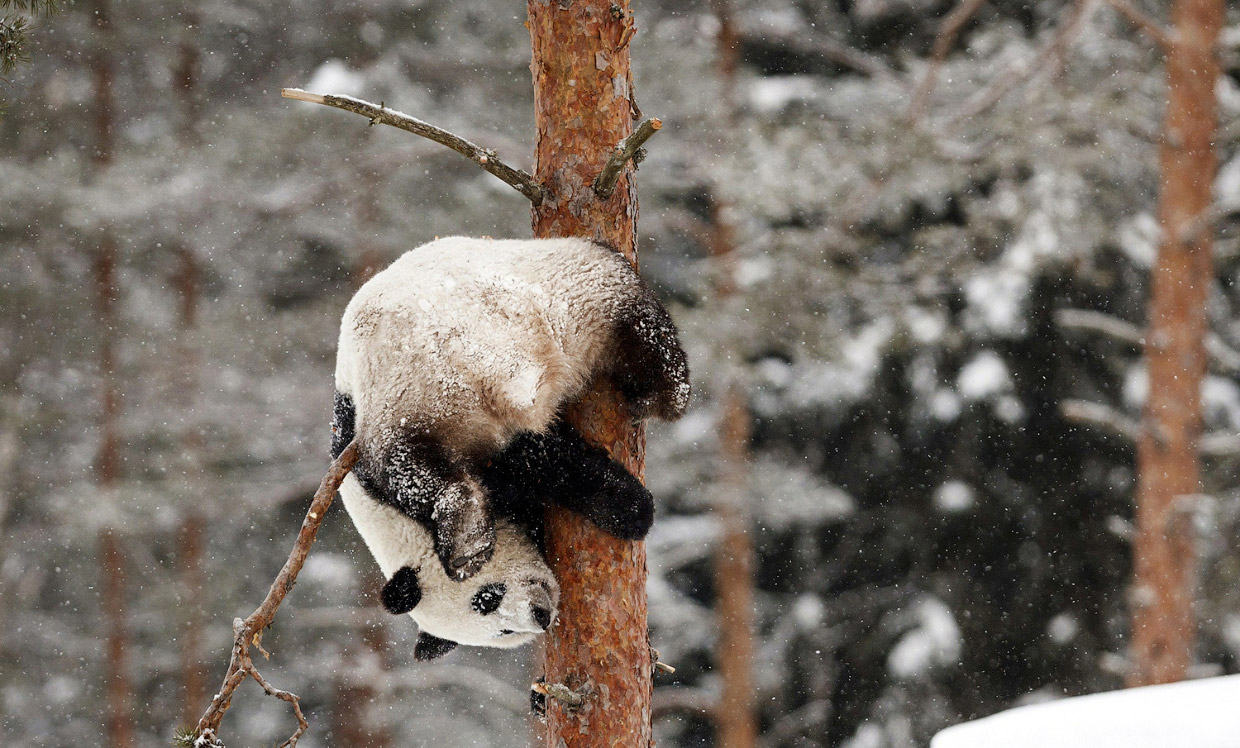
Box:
left=1104, top=0, right=1172, bottom=49
left=593, top=117, right=662, bottom=199
left=190, top=440, right=360, bottom=748
left=1061, top=399, right=1140, bottom=442
left=281, top=89, right=543, bottom=205
left=909, top=0, right=989, bottom=122
left=946, top=0, right=1096, bottom=126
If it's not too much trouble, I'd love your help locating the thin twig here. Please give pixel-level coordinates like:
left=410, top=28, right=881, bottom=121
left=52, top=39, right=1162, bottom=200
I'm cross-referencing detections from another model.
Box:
left=593, top=117, right=662, bottom=199
left=1103, top=0, right=1172, bottom=49
left=281, top=89, right=543, bottom=205
left=909, top=0, right=989, bottom=122
left=945, top=0, right=1096, bottom=126
left=190, top=441, right=360, bottom=748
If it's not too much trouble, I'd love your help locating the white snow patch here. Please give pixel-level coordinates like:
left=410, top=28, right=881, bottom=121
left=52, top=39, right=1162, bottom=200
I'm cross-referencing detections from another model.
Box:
left=1202, top=376, right=1240, bottom=429
left=934, top=480, right=976, bottom=514
left=646, top=514, right=722, bottom=569
left=305, top=59, right=366, bottom=97
left=842, top=723, right=886, bottom=748
left=906, top=306, right=948, bottom=344
left=1047, top=612, right=1079, bottom=644
left=779, top=321, right=894, bottom=411
left=1215, top=153, right=1240, bottom=209
left=751, top=457, right=856, bottom=528
left=792, top=594, right=825, bottom=630
left=931, top=675, right=1240, bottom=748
left=748, top=75, right=820, bottom=114
left=735, top=256, right=774, bottom=288
left=964, top=268, right=1028, bottom=336
left=1118, top=213, right=1159, bottom=268
left=931, top=389, right=963, bottom=422
left=957, top=350, right=1012, bottom=401
left=1122, top=364, right=1147, bottom=410
left=301, top=552, right=355, bottom=588
left=887, top=596, right=962, bottom=679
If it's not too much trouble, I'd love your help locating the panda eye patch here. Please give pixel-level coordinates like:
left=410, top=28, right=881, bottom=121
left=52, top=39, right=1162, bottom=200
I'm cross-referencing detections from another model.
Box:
left=471, top=583, right=506, bottom=615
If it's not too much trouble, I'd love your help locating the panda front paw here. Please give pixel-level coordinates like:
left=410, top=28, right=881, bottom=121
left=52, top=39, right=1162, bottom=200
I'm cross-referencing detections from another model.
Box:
left=433, top=478, right=496, bottom=580
left=587, top=477, right=654, bottom=540
left=437, top=529, right=495, bottom=581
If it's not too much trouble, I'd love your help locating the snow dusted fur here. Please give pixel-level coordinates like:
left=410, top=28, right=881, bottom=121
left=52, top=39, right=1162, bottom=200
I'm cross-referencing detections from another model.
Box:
left=331, top=236, right=689, bottom=654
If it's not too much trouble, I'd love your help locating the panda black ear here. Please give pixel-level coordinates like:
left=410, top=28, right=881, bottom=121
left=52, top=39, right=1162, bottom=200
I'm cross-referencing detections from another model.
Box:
left=414, top=631, right=459, bottom=661
left=380, top=566, right=422, bottom=615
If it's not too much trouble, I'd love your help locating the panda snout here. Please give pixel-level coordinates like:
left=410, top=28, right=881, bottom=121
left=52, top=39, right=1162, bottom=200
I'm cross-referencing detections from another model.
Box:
left=532, top=606, right=552, bottom=631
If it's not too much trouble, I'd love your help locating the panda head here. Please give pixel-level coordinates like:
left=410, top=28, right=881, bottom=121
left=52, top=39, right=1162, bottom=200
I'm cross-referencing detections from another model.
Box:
left=339, top=475, right=559, bottom=660
left=380, top=520, right=559, bottom=658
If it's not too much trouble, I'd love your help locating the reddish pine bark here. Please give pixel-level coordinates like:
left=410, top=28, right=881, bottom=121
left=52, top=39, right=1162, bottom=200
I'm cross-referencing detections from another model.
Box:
left=527, top=1, right=652, bottom=745
left=714, top=391, right=757, bottom=748
left=706, top=4, right=756, bottom=745
left=1129, top=0, right=1222, bottom=687
left=90, top=0, right=133, bottom=742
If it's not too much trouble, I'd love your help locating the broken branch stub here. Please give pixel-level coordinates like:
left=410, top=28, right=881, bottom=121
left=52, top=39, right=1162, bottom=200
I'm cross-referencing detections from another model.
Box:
left=592, top=117, right=662, bottom=199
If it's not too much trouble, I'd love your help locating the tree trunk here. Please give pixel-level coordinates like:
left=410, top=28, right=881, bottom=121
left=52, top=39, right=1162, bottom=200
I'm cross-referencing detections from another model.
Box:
left=705, top=3, right=757, bottom=745
left=527, top=2, right=652, bottom=745
left=1129, top=0, right=1222, bottom=688
left=714, top=391, right=757, bottom=748
left=90, top=0, right=133, bottom=741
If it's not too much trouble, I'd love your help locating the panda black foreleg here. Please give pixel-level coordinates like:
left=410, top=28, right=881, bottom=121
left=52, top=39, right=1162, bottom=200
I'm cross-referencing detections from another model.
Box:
left=482, top=422, right=654, bottom=541
left=610, top=289, right=690, bottom=423
left=331, top=390, right=356, bottom=459
left=345, top=421, right=495, bottom=581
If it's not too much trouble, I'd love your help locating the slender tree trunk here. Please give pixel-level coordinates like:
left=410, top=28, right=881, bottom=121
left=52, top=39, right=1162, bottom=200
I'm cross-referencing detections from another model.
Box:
left=1129, top=0, right=1222, bottom=688
left=170, top=13, right=210, bottom=717
left=89, top=1, right=133, bottom=743
left=174, top=244, right=208, bottom=726
left=527, top=2, right=652, bottom=745
left=332, top=577, right=392, bottom=748
left=706, top=2, right=757, bottom=745
left=714, top=391, right=757, bottom=748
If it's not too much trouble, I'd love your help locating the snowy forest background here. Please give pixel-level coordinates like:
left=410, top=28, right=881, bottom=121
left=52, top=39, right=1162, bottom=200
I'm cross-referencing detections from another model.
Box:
left=3, top=0, right=1240, bottom=746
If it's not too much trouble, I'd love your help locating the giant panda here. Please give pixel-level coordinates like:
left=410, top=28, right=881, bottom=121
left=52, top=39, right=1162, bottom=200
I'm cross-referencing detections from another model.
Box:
left=331, top=236, right=689, bottom=657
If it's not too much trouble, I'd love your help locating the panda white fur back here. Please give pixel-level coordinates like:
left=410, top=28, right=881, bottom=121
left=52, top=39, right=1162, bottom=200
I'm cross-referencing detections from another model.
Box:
left=331, top=236, right=690, bottom=657
left=337, top=236, right=644, bottom=457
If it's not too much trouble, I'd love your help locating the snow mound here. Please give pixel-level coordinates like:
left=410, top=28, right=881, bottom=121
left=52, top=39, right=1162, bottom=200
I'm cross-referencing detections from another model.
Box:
left=931, top=675, right=1240, bottom=748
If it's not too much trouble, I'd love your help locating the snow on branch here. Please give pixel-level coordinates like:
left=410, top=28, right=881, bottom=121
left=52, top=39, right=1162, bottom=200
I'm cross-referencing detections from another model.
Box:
left=1061, top=399, right=1140, bottom=442
left=1103, top=0, right=1172, bottom=49
left=908, top=0, right=989, bottom=122
left=1055, top=308, right=1240, bottom=374
left=186, top=440, right=360, bottom=748
left=280, top=89, right=544, bottom=205
left=1054, top=308, right=1144, bottom=347
left=592, top=117, right=662, bottom=199
left=945, top=0, right=1095, bottom=125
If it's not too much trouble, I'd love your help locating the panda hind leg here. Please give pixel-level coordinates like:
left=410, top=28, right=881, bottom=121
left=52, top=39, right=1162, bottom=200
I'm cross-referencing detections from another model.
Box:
left=609, top=289, right=690, bottom=423
left=483, top=422, right=653, bottom=541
